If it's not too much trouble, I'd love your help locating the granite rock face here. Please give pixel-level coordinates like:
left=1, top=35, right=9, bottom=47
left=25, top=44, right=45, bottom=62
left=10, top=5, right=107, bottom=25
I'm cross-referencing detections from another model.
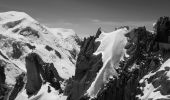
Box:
left=155, top=17, right=170, bottom=43
left=25, top=53, right=62, bottom=96
left=65, top=28, right=103, bottom=100
left=0, top=64, right=6, bottom=100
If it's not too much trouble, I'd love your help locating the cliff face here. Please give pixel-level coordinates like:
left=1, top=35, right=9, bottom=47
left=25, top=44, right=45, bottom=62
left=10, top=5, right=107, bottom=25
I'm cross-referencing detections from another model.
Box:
left=25, top=53, right=62, bottom=96
left=0, top=64, right=6, bottom=100
left=25, top=53, right=43, bottom=96
left=155, top=17, right=170, bottom=43
left=74, top=28, right=102, bottom=81
left=65, top=28, right=103, bottom=100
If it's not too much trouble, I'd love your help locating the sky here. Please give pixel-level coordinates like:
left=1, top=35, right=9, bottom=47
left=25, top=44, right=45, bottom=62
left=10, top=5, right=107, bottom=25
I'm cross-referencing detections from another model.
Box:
left=0, top=0, right=170, bottom=37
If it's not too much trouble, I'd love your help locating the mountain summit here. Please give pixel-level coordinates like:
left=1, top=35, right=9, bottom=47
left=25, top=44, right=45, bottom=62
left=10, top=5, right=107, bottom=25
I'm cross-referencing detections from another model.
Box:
left=0, top=11, right=80, bottom=100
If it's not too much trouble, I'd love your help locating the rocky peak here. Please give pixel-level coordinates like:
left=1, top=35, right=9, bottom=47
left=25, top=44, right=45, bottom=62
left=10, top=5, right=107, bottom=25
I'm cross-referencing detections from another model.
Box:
left=65, top=17, right=170, bottom=100
left=155, top=16, right=170, bottom=43
left=25, top=53, right=62, bottom=96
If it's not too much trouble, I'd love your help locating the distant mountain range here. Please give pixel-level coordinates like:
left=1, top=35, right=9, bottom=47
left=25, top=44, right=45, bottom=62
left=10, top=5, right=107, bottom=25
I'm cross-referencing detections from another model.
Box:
left=0, top=11, right=170, bottom=100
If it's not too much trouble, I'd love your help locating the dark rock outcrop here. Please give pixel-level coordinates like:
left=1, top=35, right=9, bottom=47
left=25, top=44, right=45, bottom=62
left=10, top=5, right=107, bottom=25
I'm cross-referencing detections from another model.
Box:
left=66, top=28, right=103, bottom=100
left=45, top=45, right=53, bottom=51
left=26, top=43, right=36, bottom=50
left=69, top=48, right=77, bottom=60
left=0, top=64, right=6, bottom=100
left=19, top=27, right=39, bottom=38
left=3, top=19, right=23, bottom=29
left=0, top=51, right=8, bottom=60
left=25, top=53, right=63, bottom=96
left=25, top=53, right=43, bottom=96
left=12, top=42, right=22, bottom=59
left=0, top=64, right=5, bottom=84
left=8, top=73, right=25, bottom=100
left=55, top=50, right=62, bottom=58
left=155, top=17, right=170, bottom=43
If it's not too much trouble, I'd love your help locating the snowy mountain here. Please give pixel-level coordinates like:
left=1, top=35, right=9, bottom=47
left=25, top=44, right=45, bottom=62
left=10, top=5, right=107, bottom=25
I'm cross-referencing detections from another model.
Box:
left=1, top=11, right=170, bottom=100
left=0, top=11, right=80, bottom=100
left=65, top=17, right=170, bottom=100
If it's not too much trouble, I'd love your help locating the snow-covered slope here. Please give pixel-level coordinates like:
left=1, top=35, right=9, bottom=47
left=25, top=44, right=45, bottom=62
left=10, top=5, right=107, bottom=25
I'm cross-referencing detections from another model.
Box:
left=1, top=11, right=170, bottom=100
left=87, top=28, right=128, bottom=98
left=0, top=11, right=80, bottom=100
left=0, top=11, right=79, bottom=79
left=15, top=83, right=67, bottom=100
left=49, top=28, right=80, bottom=52
left=137, top=58, right=170, bottom=100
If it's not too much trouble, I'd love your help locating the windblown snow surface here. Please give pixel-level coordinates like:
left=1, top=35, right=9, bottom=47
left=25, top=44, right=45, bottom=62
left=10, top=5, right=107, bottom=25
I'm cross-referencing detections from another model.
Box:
left=86, top=28, right=128, bottom=98
left=0, top=11, right=79, bottom=100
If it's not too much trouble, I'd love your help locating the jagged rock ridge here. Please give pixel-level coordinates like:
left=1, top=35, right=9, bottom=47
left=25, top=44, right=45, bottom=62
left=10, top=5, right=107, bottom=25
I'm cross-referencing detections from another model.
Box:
left=66, top=17, right=170, bottom=100
left=65, top=28, right=102, bottom=100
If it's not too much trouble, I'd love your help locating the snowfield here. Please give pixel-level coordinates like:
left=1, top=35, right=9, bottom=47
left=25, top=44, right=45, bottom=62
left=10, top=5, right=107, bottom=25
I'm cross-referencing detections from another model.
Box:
left=0, top=11, right=79, bottom=100
left=0, top=11, right=79, bottom=79
left=87, top=28, right=128, bottom=98
left=15, top=83, right=67, bottom=100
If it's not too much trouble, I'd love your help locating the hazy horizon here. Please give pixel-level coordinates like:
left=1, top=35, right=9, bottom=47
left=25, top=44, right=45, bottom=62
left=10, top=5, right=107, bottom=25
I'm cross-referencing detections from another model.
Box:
left=0, top=0, right=170, bottom=37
